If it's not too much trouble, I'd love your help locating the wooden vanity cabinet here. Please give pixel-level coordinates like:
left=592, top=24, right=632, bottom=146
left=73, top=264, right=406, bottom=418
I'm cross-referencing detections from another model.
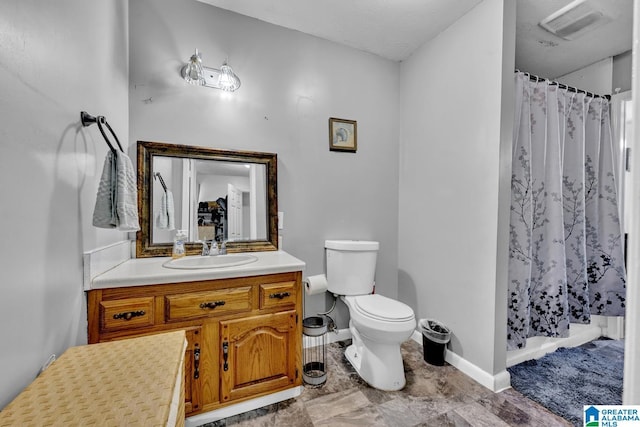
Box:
left=183, top=327, right=203, bottom=414
left=87, top=271, right=303, bottom=418
left=220, top=310, right=298, bottom=403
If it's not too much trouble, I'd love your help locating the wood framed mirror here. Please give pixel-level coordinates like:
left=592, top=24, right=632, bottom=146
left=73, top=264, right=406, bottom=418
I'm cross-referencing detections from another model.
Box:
left=136, top=141, right=278, bottom=257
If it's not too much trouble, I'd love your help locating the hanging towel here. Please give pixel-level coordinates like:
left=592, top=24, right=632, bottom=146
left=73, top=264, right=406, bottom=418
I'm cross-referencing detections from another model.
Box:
left=156, top=190, right=175, bottom=230
left=114, top=150, right=140, bottom=231
left=92, top=150, right=140, bottom=231
left=93, top=151, right=117, bottom=228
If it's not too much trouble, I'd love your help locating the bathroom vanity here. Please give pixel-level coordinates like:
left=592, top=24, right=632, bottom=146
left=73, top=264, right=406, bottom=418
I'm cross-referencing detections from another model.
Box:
left=86, top=251, right=305, bottom=425
left=84, top=141, right=304, bottom=424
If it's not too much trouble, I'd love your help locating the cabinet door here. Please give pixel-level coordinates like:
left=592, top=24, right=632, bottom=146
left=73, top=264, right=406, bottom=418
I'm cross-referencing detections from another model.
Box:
left=219, top=311, right=298, bottom=403
left=184, top=327, right=203, bottom=415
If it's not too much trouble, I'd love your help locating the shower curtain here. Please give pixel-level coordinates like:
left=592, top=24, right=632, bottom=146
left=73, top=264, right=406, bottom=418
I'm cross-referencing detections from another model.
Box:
left=507, top=72, right=626, bottom=350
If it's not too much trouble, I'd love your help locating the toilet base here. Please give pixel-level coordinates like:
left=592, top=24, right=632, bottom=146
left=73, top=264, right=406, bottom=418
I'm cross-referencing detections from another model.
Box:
left=344, top=327, right=407, bottom=391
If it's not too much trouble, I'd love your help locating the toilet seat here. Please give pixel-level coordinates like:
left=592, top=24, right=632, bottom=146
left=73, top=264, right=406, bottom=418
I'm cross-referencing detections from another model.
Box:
left=350, top=294, right=414, bottom=322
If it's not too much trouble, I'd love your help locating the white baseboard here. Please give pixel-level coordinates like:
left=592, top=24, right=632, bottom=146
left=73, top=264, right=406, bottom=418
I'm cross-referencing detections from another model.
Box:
left=410, top=331, right=510, bottom=392
left=600, top=315, right=625, bottom=340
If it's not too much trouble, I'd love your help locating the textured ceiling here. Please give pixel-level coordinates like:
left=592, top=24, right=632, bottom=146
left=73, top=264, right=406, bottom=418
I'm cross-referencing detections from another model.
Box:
left=196, top=0, right=482, bottom=62
left=197, top=0, right=633, bottom=78
left=516, top=0, right=633, bottom=78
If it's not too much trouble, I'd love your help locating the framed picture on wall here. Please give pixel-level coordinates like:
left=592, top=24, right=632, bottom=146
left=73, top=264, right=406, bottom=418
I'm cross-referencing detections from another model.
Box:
left=329, top=117, right=357, bottom=152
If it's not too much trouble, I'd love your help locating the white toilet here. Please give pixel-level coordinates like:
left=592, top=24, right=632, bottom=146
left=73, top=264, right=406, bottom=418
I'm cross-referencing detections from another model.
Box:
left=325, top=240, right=416, bottom=391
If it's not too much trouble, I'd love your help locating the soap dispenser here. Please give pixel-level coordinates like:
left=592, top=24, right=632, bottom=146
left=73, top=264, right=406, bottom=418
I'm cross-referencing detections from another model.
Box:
left=172, top=229, right=187, bottom=259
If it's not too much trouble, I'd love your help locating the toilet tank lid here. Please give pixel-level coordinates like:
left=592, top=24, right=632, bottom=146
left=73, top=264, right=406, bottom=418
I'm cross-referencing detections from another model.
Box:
left=325, top=240, right=379, bottom=251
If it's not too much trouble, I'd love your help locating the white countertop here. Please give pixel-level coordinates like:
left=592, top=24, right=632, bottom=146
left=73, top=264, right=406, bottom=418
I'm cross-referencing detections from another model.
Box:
left=90, top=250, right=306, bottom=289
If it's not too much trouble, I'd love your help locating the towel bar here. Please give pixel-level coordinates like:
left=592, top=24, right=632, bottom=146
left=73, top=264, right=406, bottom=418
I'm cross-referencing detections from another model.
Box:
left=154, top=172, right=168, bottom=192
left=80, top=111, right=124, bottom=154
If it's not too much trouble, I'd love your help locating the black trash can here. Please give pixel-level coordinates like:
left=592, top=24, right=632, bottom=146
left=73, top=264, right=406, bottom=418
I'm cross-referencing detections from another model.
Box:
left=420, top=319, right=451, bottom=366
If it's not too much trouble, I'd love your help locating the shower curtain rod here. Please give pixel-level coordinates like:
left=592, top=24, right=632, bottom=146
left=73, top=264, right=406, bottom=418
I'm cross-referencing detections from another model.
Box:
left=515, top=70, right=611, bottom=100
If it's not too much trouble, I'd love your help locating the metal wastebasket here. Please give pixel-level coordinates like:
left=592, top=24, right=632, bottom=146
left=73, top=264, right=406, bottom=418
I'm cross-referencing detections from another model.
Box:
left=302, top=316, right=328, bottom=386
left=420, top=319, right=451, bottom=366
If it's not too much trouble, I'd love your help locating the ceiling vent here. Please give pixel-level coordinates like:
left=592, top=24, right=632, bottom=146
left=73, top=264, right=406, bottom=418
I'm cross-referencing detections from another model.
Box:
left=539, top=0, right=612, bottom=41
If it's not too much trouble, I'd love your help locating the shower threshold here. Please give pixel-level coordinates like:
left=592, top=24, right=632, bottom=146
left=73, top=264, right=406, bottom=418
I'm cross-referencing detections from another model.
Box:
left=506, top=320, right=610, bottom=367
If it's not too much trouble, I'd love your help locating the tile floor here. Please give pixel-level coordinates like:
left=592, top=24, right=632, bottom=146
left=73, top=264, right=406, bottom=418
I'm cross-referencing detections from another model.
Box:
left=203, top=340, right=572, bottom=426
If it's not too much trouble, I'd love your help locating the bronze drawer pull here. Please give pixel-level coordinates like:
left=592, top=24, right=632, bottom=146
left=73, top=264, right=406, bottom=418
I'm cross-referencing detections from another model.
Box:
left=269, top=292, right=291, bottom=300
left=113, top=310, right=145, bottom=320
left=200, top=300, right=226, bottom=309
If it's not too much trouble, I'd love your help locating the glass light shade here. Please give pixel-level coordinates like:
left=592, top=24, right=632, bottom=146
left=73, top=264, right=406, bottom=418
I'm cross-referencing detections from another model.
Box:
left=218, top=62, right=241, bottom=92
left=183, top=49, right=205, bottom=85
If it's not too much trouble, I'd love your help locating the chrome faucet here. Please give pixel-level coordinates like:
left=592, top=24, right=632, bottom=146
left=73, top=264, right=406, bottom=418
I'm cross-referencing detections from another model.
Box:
left=200, top=240, right=210, bottom=256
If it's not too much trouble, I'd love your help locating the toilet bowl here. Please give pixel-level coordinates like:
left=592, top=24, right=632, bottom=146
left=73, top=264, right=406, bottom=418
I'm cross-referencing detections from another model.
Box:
left=324, top=240, right=416, bottom=391
left=341, top=294, right=416, bottom=390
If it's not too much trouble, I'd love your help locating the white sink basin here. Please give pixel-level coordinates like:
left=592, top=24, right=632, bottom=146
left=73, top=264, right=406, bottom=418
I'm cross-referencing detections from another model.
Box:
left=163, top=254, right=258, bottom=270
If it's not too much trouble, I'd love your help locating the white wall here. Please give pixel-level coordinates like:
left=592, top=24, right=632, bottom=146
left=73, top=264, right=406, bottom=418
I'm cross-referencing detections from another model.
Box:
left=199, top=175, right=249, bottom=201
left=623, top=0, right=640, bottom=404
left=128, top=0, right=400, bottom=324
left=553, top=50, right=633, bottom=95
left=0, top=0, right=129, bottom=408
left=398, top=0, right=515, bottom=380
left=556, top=57, right=613, bottom=94
left=613, top=50, right=633, bottom=92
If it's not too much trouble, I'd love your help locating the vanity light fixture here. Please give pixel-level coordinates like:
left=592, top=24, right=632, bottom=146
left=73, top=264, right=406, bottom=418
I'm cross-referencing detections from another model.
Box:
left=181, top=49, right=241, bottom=92
left=182, top=49, right=206, bottom=86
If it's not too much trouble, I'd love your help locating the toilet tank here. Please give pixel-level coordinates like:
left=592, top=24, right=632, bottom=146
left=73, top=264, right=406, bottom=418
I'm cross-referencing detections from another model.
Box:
left=325, top=240, right=379, bottom=295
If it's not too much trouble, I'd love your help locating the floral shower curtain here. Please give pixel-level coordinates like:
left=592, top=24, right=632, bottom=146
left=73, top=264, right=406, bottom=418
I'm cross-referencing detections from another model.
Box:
left=507, top=72, right=626, bottom=350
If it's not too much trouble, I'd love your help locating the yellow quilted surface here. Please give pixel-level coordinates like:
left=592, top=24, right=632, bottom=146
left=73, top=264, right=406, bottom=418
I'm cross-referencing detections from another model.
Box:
left=0, top=331, right=186, bottom=427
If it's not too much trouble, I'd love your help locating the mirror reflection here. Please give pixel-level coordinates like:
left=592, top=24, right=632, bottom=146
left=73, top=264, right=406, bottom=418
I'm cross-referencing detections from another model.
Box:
left=152, top=157, right=267, bottom=244
left=136, top=141, right=278, bottom=258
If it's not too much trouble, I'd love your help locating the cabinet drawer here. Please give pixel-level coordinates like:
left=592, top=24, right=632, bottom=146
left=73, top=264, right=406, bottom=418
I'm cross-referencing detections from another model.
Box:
left=100, top=297, right=154, bottom=332
left=259, top=281, right=297, bottom=309
left=165, top=287, right=252, bottom=321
